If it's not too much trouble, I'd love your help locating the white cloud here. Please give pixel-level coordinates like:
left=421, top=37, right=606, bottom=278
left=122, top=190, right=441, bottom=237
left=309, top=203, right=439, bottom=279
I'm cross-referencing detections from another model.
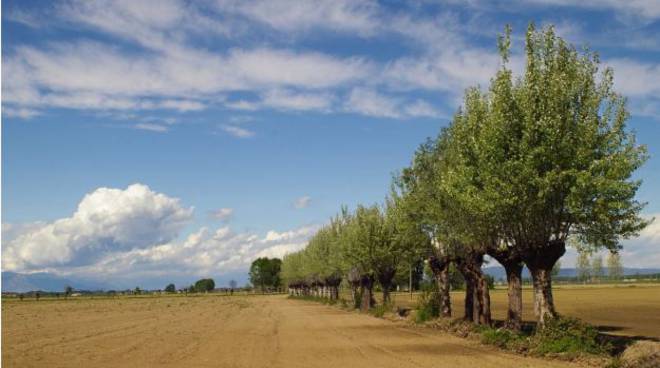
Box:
left=608, top=59, right=660, bottom=97
left=344, top=88, right=442, bottom=119
left=293, top=196, right=312, bottom=209
left=261, top=89, right=334, bottom=112
left=2, top=42, right=369, bottom=114
left=2, top=106, right=41, bottom=119
left=214, top=0, right=380, bottom=36
left=345, top=88, right=401, bottom=118
left=2, top=184, right=194, bottom=271
left=404, top=100, right=443, bottom=118
left=10, top=223, right=318, bottom=284
left=522, top=0, right=660, bottom=21
left=209, top=208, right=234, bottom=221
left=221, top=125, right=255, bottom=138
left=134, top=123, right=168, bottom=132
left=2, top=183, right=321, bottom=283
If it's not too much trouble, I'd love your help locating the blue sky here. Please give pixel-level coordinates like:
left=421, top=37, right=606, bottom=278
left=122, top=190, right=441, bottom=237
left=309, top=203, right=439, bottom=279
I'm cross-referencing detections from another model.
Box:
left=2, top=0, right=660, bottom=289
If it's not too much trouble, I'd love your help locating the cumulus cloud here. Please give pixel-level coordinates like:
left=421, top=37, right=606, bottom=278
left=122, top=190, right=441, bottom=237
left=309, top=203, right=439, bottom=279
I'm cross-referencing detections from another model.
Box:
left=2, top=184, right=193, bottom=271
left=2, top=184, right=321, bottom=285
left=293, top=196, right=312, bottom=209
left=67, top=223, right=319, bottom=282
left=209, top=208, right=234, bottom=222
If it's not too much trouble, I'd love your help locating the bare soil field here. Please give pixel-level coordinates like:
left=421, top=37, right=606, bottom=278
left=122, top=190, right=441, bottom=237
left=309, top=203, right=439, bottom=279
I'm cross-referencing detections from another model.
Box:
left=386, top=284, right=660, bottom=339
left=3, top=294, right=585, bottom=368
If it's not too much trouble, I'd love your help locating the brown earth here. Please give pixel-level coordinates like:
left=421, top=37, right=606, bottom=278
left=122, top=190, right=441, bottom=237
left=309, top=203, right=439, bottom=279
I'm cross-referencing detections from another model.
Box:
left=2, top=295, right=584, bottom=368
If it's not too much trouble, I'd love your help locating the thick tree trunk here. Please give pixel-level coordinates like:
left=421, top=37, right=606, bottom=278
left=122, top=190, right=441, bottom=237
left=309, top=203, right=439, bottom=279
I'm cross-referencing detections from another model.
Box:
left=523, top=240, right=566, bottom=327
left=360, top=275, right=375, bottom=312
left=488, top=247, right=524, bottom=331
left=530, top=267, right=557, bottom=325
left=458, top=252, right=491, bottom=325
left=429, top=255, right=451, bottom=318
left=377, top=267, right=396, bottom=305
left=505, top=264, right=523, bottom=330
left=476, top=273, right=492, bottom=325
left=382, top=285, right=391, bottom=304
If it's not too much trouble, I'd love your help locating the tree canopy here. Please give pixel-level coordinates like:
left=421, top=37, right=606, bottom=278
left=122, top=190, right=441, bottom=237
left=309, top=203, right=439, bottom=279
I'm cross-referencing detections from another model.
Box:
left=249, top=257, right=282, bottom=291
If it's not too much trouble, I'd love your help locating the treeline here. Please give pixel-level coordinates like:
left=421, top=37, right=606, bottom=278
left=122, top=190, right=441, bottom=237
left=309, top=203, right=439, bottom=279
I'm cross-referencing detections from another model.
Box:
left=281, top=24, right=648, bottom=331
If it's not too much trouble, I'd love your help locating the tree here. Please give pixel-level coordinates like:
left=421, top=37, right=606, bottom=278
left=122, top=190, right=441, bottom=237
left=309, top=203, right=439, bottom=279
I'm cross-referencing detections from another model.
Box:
left=591, top=255, right=604, bottom=283
left=607, top=252, right=624, bottom=281
left=229, top=280, right=237, bottom=290
left=577, top=248, right=592, bottom=283
left=439, top=24, right=648, bottom=326
left=194, top=278, right=215, bottom=293
left=165, top=283, right=176, bottom=293
left=134, top=287, right=141, bottom=295
left=64, top=285, right=73, bottom=299
left=249, top=257, right=282, bottom=292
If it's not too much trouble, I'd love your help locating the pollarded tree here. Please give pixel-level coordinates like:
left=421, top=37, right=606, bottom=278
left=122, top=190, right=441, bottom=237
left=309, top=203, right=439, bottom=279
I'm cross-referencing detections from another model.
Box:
left=607, top=252, right=623, bottom=281
left=281, top=251, right=306, bottom=295
left=452, top=24, right=648, bottom=326
left=340, top=204, right=399, bottom=310
left=396, top=137, right=454, bottom=318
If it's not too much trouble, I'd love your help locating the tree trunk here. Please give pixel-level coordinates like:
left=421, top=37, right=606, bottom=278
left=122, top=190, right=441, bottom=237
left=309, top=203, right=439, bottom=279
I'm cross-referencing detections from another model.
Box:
left=464, top=276, right=474, bottom=322
left=523, top=240, right=565, bottom=327
left=477, top=274, right=492, bottom=325
left=429, top=254, right=451, bottom=318
left=360, top=275, right=375, bottom=312
left=505, top=263, right=523, bottom=330
left=530, top=267, right=557, bottom=326
left=458, top=252, right=491, bottom=325
left=377, top=267, right=396, bottom=305
left=488, top=247, right=524, bottom=331
left=382, top=285, right=391, bottom=304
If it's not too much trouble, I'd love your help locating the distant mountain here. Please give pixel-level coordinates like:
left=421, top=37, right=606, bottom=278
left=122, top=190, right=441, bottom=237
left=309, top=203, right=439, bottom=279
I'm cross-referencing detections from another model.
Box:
left=1, top=272, right=112, bottom=293
left=1, top=270, right=250, bottom=293
left=482, top=266, right=660, bottom=281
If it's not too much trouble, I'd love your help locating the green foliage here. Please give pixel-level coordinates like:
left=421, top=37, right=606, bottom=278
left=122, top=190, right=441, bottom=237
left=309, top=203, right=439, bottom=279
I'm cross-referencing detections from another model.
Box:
left=415, top=289, right=440, bottom=323
left=530, top=317, right=609, bottom=355
left=164, top=283, right=176, bottom=293
left=480, top=327, right=526, bottom=351
left=249, top=257, right=282, bottom=291
left=194, top=278, right=215, bottom=293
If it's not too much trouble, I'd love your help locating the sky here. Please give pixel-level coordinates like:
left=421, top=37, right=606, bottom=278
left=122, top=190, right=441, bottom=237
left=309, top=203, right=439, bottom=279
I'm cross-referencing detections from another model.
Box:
left=2, top=0, right=660, bottom=289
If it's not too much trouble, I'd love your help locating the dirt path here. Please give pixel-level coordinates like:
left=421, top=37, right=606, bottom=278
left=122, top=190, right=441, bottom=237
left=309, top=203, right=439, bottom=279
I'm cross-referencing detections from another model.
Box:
left=2, top=295, right=583, bottom=367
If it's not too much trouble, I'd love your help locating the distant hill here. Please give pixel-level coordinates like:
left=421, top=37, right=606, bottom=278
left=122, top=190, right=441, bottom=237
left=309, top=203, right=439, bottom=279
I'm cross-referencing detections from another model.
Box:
left=482, top=266, right=660, bottom=281
left=1, top=272, right=112, bottom=293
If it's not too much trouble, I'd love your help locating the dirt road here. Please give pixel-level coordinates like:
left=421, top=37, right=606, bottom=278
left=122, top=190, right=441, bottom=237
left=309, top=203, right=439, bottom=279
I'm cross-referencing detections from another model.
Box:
left=2, top=295, right=581, bottom=367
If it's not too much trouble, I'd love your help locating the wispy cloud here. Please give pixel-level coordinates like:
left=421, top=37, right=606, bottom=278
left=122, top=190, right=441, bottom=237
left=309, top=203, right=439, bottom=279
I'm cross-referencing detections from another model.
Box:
left=293, top=196, right=312, bottom=209
left=221, top=125, right=255, bottom=138
left=209, top=208, right=234, bottom=222
left=135, top=123, right=169, bottom=132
